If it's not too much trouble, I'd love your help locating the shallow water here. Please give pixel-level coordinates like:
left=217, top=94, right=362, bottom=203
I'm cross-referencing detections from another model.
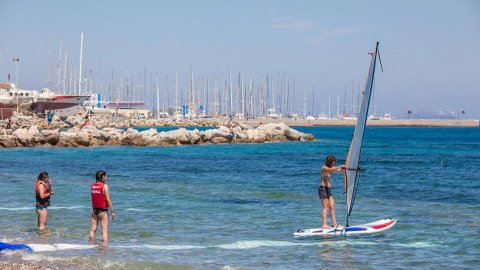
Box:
left=1, top=127, right=479, bottom=269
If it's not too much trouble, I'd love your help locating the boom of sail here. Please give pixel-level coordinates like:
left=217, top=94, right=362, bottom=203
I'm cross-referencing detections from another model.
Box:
left=344, top=42, right=380, bottom=226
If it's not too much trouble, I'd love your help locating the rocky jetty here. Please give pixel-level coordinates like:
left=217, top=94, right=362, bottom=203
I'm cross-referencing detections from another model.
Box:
left=0, top=114, right=227, bottom=130
left=0, top=116, right=314, bottom=148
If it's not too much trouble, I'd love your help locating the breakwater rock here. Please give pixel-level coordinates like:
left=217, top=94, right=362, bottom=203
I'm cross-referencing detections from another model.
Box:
left=0, top=123, right=314, bottom=148
left=0, top=114, right=227, bottom=130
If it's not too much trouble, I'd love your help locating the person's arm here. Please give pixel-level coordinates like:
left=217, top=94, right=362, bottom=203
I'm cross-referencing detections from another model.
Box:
left=47, top=178, right=54, bottom=194
left=323, top=165, right=346, bottom=173
left=37, top=184, right=51, bottom=199
left=104, top=184, right=115, bottom=220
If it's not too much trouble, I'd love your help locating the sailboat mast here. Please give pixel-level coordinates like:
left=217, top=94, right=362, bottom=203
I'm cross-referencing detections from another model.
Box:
left=213, top=73, right=218, bottom=116
left=190, top=65, right=195, bottom=118
left=328, top=96, right=331, bottom=118
left=63, top=52, right=68, bottom=94
left=337, top=95, right=340, bottom=117
left=48, top=42, right=52, bottom=89
left=57, top=37, right=62, bottom=92
left=229, top=66, right=232, bottom=117
left=155, top=75, right=159, bottom=118
left=351, top=79, right=355, bottom=116
left=78, top=32, right=83, bottom=95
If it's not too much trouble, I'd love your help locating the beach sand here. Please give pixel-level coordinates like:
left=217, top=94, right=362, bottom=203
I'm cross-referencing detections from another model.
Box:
left=0, top=259, right=61, bottom=270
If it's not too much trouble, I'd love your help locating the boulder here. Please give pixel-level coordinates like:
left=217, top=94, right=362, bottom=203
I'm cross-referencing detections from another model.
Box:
left=27, top=125, right=41, bottom=137
left=0, top=135, right=18, bottom=147
left=141, top=128, right=158, bottom=138
left=13, top=128, right=33, bottom=146
left=256, top=123, right=289, bottom=141
left=58, top=131, right=78, bottom=147
left=210, top=136, right=230, bottom=144
left=284, top=127, right=302, bottom=141
left=41, top=129, right=61, bottom=146
left=155, top=132, right=179, bottom=145
left=121, top=132, right=147, bottom=146
left=104, top=128, right=125, bottom=142
left=163, top=128, right=189, bottom=144
left=126, top=128, right=139, bottom=134
left=74, top=131, right=91, bottom=146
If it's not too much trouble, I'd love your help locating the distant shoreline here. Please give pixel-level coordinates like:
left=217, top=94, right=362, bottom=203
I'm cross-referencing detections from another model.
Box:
left=238, top=118, right=480, bottom=128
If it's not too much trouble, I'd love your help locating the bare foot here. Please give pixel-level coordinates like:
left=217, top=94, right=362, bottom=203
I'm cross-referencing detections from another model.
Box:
left=322, top=224, right=333, bottom=229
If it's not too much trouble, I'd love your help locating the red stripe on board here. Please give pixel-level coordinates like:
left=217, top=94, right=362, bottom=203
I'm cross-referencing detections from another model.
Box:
left=369, top=220, right=395, bottom=230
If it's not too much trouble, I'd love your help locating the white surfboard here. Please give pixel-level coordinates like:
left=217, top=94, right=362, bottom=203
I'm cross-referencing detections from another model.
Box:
left=294, top=218, right=396, bottom=239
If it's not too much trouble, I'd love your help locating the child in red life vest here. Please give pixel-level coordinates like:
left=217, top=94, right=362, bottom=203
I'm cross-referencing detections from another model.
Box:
left=89, top=171, right=115, bottom=244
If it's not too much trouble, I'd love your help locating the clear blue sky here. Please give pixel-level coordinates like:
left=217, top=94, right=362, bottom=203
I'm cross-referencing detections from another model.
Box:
left=0, top=0, right=479, bottom=118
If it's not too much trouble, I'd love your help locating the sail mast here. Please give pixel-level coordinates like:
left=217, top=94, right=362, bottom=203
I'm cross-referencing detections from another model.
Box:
left=78, top=32, right=83, bottom=95
left=344, top=42, right=380, bottom=227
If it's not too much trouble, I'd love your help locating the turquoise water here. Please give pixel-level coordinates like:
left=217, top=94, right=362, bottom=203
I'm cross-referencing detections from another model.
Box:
left=1, top=127, right=479, bottom=269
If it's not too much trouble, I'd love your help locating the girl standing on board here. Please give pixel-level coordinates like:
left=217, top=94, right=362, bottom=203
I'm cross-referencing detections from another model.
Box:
left=89, top=171, right=115, bottom=244
left=319, top=155, right=345, bottom=229
left=35, top=172, right=53, bottom=230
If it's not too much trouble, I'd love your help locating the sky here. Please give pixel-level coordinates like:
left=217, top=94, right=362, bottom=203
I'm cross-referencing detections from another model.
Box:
left=0, top=0, right=479, bottom=118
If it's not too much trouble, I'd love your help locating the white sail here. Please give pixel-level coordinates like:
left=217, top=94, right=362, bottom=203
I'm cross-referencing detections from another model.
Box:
left=344, top=42, right=380, bottom=226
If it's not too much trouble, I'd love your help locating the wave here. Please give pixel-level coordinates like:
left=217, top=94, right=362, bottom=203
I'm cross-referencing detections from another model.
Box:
left=0, top=206, right=87, bottom=211
left=216, top=240, right=301, bottom=249
left=3, top=239, right=440, bottom=253
left=0, top=206, right=35, bottom=211
left=124, top=208, right=147, bottom=212
left=390, top=241, right=443, bottom=248
left=27, top=243, right=97, bottom=252
left=116, top=239, right=378, bottom=251
left=47, top=206, right=88, bottom=210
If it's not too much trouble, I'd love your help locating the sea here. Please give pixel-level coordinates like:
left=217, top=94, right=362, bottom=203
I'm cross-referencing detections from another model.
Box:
left=0, top=126, right=479, bottom=269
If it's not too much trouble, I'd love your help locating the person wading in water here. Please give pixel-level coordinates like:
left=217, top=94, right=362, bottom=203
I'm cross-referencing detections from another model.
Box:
left=35, top=172, right=53, bottom=231
left=89, top=171, right=115, bottom=244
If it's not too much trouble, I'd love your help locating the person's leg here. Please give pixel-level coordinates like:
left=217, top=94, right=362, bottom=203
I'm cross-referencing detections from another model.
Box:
left=329, top=196, right=338, bottom=227
left=37, top=208, right=48, bottom=230
left=37, top=208, right=41, bottom=228
left=321, top=198, right=331, bottom=228
left=98, top=211, right=109, bottom=243
left=89, top=212, right=99, bottom=241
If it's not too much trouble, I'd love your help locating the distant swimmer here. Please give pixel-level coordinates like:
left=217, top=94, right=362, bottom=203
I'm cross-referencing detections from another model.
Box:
left=319, top=155, right=345, bottom=229
left=35, top=172, right=54, bottom=230
left=89, top=171, right=115, bottom=244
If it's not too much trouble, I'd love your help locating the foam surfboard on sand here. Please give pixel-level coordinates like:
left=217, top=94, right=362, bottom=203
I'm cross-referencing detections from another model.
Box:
left=0, top=242, right=96, bottom=252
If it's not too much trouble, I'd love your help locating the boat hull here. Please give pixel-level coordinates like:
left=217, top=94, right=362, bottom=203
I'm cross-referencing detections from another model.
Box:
left=31, top=96, right=89, bottom=115
left=0, top=103, right=16, bottom=120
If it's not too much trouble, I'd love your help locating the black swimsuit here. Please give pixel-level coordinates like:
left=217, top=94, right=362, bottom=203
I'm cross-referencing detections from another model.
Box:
left=318, top=186, right=332, bottom=199
left=92, top=208, right=109, bottom=216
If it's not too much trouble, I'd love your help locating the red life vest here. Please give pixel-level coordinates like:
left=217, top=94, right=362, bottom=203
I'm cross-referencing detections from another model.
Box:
left=35, top=180, right=50, bottom=206
left=91, top=182, right=108, bottom=209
